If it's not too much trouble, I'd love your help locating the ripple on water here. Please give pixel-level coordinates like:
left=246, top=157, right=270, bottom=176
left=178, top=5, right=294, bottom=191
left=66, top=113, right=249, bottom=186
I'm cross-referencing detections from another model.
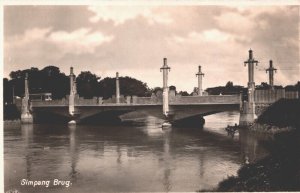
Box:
left=4, top=113, right=269, bottom=192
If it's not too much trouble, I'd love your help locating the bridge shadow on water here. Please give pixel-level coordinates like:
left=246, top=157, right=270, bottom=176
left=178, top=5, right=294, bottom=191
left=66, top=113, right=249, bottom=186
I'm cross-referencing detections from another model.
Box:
left=29, top=112, right=271, bottom=165
left=79, top=111, right=126, bottom=125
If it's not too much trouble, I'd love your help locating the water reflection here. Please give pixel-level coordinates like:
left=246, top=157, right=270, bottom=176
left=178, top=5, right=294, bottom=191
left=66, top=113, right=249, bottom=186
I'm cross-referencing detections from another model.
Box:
left=239, top=129, right=272, bottom=164
left=162, top=129, right=171, bottom=192
left=68, top=126, right=78, bottom=181
left=4, top=114, right=274, bottom=192
left=21, top=124, right=33, bottom=179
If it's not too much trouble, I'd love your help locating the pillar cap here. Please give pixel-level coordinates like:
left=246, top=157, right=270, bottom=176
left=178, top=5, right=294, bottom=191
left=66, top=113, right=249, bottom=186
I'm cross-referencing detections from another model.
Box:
left=196, top=65, right=204, bottom=76
left=160, top=58, right=170, bottom=70
left=70, top=67, right=74, bottom=75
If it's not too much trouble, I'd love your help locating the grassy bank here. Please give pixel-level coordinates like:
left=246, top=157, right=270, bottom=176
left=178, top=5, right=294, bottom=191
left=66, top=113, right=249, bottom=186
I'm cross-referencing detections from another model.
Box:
left=257, top=99, right=300, bottom=128
left=215, top=130, right=300, bottom=191
left=211, top=99, right=300, bottom=191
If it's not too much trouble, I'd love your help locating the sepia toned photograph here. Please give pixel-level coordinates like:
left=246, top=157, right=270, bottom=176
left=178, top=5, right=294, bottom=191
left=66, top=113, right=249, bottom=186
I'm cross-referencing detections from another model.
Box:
left=2, top=2, right=300, bottom=193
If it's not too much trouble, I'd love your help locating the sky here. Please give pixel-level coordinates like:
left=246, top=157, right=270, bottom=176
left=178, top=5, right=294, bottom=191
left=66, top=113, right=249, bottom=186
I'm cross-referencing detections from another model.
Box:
left=3, top=5, right=300, bottom=92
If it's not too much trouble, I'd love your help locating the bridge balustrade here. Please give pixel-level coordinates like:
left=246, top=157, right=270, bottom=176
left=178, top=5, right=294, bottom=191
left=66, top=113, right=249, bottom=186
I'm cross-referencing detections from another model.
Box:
left=76, top=97, right=98, bottom=106
left=254, top=89, right=299, bottom=104
left=31, top=99, right=68, bottom=106
left=133, top=97, right=162, bottom=104
left=172, top=95, right=241, bottom=104
left=286, top=91, right=299, bottom=99
left=30, top=94, right=242, bottom=107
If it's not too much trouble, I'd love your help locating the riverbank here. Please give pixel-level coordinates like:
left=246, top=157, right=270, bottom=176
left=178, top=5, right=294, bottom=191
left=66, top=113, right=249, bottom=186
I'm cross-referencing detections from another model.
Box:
left=215, top=130, right=300, bottom=192
left=256, top=99, right=300, bottom=128
left=249, top=123, right=295, bottom=134
left=249, top=99, right=300, bottom=133
left=210, top=99, right=300, bottom=191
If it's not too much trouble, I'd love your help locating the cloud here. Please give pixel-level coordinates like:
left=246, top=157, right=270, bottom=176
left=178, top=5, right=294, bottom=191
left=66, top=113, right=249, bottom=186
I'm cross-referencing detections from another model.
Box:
left=4, top=6, right=95, bottom=36
left=6, top=27, right=113, bottom=55
left=49, top=28, right=114, bottom=54
left=171, top=29, right=232, bottom=44
left=4, top=6, right=299, bottom=92
left=4, top=27, right=114, bottom=77
left=88, top=6, right=173, bottom=25
left=215, top=12, right=256, bottom=34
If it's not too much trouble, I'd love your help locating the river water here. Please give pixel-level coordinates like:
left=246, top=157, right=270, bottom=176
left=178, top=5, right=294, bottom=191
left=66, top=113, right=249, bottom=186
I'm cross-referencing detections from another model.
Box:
left=4, top=112, right=271, bottom=192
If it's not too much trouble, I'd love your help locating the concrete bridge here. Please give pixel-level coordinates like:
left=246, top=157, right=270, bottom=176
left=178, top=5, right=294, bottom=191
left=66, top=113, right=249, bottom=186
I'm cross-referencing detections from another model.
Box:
left=26, top=94, right=241, bottom=125
left=18, top=50, right=298, bottom=126
left=18, top=57, right=242, bottom=126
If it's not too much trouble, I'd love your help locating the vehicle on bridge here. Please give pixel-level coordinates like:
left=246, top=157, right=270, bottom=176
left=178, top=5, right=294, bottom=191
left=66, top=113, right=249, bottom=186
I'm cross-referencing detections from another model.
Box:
left=30, top=93, right=52, bottom=101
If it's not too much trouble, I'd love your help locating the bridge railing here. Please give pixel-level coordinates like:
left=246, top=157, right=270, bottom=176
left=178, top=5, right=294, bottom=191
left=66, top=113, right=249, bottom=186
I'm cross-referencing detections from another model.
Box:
left=31, top=98, right=68, bottom=106
left=31, top=94, right=242, bottom=107
left=171, top=95, right=241, bottom=104
left=76, top=97, right=98, bottom=105
left=254, top=89, right=299, bottom=104
left=132, top=96, right=162, bottom=104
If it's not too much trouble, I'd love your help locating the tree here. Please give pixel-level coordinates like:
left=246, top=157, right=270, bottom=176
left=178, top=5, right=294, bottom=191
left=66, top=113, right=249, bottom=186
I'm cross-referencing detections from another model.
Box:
left=39, top=66, right=69, bottom=99
left=9, top=70, right=22, bottom=79
left=178, top=91, right=189, bottom=96
left=41, top=66, right=61, bottom=77
left=76, top=71, right=100, bottom=98
left=256, top=82, right=270, bottom=90
left=98, top=76, right=151, bottom=99
left=3, top=78, right=11, bottom=104
left=206, top=81, right=246, bottom=95
left=169, top=85, right=176, bottom=91
left=225, top=81, right=234, bottom=88
left=6, top=66, right=69, bottom=100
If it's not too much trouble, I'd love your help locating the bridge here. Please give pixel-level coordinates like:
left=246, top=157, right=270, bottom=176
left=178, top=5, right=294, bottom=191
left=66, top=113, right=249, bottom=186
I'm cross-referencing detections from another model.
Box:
left=26, top=94, right=241, bottom=125
left=17, top=50, right=298, bottom=126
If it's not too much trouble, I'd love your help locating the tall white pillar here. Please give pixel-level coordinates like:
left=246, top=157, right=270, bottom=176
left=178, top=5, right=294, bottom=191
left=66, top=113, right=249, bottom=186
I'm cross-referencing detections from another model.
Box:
left=21, top=73, right=33, bottom=123
left=160, top=58, right=171, bottom=117
left=116, top=72, right=120, bottom=104
left=240, top=49, right=259, bottom=126
left=266, top=60, right=277, bottom=89
left=69, top=67, right=75, bottom=115
left=244, top=49, right=258, bottom=104
left=196, top=66, right=205, bottom=96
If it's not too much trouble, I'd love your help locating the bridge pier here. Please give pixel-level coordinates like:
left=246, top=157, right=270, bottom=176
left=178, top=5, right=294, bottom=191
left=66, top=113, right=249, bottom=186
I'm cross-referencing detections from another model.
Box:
left=21, top=73, right=33, bottom=124
left=239, top=101, right=256, bottom=126
left=239, top=49, right=258, bottom=126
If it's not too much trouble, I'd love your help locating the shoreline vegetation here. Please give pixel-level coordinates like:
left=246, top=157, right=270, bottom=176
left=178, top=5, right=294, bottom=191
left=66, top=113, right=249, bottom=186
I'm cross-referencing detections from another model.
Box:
left=207, top=99, right=300, bottom=192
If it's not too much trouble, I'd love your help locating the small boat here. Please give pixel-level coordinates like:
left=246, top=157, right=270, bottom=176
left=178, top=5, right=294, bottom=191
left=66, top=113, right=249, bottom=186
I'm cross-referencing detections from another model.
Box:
left=225, top=124, right=238, bottom=137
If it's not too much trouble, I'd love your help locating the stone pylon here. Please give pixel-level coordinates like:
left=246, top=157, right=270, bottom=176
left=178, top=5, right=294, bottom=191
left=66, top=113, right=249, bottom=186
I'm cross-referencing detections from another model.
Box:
left=69, top=67, right=76, bottom=116
left=196, top=66, right=205, bottom=96
left=21, top=73, right=33, bottom=123
left=266, top=60, right=277, bottom=89
left=239, top=49, right=259, bottom=126
left=116, top=72, right=120, bottom=104
left=160, top=58, right=171, bottom=118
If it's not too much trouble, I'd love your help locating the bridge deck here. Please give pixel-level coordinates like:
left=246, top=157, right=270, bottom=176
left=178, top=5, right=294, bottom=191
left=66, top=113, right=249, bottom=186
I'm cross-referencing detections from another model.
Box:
left=31, top=95, right=242, bottom=107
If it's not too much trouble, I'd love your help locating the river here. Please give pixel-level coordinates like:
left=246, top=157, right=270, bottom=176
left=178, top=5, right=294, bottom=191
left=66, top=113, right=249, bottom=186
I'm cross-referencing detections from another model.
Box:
left=4, top=112, right=271, bottom=192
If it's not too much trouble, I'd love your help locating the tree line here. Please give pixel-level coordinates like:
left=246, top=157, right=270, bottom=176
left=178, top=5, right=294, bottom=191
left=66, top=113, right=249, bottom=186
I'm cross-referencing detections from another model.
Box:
left=3, top=66, right=153, bottom=104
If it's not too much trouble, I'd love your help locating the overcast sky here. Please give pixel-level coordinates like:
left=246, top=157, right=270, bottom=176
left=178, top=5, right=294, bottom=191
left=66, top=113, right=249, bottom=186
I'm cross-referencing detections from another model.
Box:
left=4, top=5, right=300, bottom=92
